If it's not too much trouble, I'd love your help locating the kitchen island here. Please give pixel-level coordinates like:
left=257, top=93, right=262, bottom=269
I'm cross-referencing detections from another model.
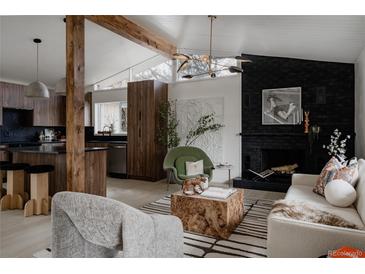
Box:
left=9, top=146, right=108, bottom=196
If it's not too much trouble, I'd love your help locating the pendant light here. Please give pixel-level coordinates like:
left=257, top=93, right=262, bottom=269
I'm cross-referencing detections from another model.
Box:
left=173, top=16, right=251, bottom=79
left=26, top=38, right=50, bottom=99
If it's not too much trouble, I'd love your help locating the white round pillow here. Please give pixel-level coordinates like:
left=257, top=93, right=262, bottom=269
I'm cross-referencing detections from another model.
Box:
left=324, top=179, right=357, bottom=207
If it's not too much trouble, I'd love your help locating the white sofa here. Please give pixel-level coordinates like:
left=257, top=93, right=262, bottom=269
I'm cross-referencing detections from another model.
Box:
left=267, top=159, right=365, bottom=258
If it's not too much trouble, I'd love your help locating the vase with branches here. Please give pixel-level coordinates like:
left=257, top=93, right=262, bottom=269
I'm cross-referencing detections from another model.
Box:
left=323, top=128, right=350, bottom=162
left=185, top=113, right=224, bottom=146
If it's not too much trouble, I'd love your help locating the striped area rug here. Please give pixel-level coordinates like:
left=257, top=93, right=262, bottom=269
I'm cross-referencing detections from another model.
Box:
left=140, top=196, right=274, bottom=258
left=33, top=196, right=273, bottom=258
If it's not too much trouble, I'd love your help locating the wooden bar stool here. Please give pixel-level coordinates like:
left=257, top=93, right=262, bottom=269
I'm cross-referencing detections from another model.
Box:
left=0, top=161, right=10, bottom=198
left=24, top=165, right=54, bottom=217
left=0, top=163, right=29, bottom=210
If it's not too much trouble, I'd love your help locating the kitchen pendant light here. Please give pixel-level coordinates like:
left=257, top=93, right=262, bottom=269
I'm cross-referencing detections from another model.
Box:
left=26, top=38, right=50, bottom=99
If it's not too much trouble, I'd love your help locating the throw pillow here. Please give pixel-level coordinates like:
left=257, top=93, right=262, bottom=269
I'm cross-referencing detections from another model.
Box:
left=313, top=157, right=343, bottom=196
left=175, top=156, right=197, bottom=176
left=324, top=179, right=357, bottom=207
left=186, top=160, right=204, bottom=176
left=333, top=164, right=359, bottom=186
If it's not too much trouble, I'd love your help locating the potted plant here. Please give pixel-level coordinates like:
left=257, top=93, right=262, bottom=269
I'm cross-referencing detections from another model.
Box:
left=157, top=100, right=181, bottom=149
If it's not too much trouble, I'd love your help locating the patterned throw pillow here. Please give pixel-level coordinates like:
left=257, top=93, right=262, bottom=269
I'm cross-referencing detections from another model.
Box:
left=313, top=157, right=343, bottom=196
left=333, top=157, right=359, bottom=187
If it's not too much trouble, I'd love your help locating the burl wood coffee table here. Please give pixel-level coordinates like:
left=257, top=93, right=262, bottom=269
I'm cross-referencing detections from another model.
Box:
left=171, top=189, right=244, bottom=239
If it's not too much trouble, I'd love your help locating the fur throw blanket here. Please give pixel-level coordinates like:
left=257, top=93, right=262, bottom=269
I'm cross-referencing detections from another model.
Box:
left=271, top=200, right=359, bottom=229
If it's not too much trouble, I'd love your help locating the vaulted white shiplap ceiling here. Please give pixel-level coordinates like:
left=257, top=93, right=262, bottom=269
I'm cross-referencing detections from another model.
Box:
left=1, top=15, right=365, bottom=87
left=128, top=15, right=365, bottom=62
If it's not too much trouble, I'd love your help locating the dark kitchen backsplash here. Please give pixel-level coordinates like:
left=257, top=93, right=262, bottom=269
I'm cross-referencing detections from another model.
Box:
left=0, top=126, right=127, bottom=144
left=0, top=126, right=66, bottom=143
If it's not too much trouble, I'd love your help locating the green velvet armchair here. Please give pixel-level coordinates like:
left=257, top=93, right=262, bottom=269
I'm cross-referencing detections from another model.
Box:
left=163, top=146, right=214, bottom=185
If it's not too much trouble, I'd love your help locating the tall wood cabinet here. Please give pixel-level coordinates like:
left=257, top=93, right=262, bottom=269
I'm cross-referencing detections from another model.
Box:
left=127, top=80, right=168, bottom=181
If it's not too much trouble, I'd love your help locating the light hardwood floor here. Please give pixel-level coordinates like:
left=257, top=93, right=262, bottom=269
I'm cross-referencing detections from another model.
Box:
left=0, top=178, right=285, bottom=258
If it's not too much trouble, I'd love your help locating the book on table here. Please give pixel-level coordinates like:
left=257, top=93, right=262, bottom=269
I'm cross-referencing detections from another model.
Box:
left=200, top=187, right=237, bottom=199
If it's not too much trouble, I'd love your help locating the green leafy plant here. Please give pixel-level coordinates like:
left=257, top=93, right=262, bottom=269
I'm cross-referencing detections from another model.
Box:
left=157, top=100, right=181, bottom=149
left=185, top=113, right=224, bottom=146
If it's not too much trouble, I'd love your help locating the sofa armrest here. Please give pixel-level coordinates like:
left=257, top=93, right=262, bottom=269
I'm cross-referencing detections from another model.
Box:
left=267, top=214, right=365, bottom=258
left=292, top=173, right=319, bottom=187
left=151, top=214, right=184, bottom=257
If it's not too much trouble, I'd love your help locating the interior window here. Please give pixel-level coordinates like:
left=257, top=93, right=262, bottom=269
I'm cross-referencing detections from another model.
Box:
left=133, top=59, right=174, bottom=83
left=94, top=101, right=128, bottom=135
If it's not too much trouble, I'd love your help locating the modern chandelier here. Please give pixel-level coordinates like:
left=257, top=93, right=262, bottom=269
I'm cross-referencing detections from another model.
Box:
left=173, top=15, right=252, bottom=79
left=25, top=38, right=50, bottom=99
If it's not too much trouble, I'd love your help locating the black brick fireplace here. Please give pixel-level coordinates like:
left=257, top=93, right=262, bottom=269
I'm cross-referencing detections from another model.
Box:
left=234, top=54, right=355, bottom=192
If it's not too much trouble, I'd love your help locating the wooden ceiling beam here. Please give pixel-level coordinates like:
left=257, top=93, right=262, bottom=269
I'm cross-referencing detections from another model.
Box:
left=85, top=15, right=176, bottom=58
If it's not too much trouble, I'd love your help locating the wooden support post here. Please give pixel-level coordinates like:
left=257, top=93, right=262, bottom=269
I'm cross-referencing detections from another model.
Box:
left=66, top=15, right=86, bottom=192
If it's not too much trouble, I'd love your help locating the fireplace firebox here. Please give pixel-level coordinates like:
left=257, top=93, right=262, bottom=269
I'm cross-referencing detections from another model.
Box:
left=261, top=148, right=305, bottom=173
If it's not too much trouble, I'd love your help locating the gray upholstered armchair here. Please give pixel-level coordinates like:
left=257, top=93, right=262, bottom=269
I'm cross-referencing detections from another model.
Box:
left=51, top=192, right=184, bottom=258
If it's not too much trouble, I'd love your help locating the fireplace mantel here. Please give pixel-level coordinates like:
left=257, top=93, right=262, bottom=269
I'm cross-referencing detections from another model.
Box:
left=242, top=132, right=306, bottom=137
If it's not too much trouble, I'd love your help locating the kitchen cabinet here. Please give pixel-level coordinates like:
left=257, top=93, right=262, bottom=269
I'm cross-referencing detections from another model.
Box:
left=12, top=147, right=107, bottom=196
left=49, top=91, right=66, bottom=126
left=86, top=142, right=110, bottom=147
left=0, top=144, right=9, bottom=161
left=33, top=98, right=50, bottom=126
left=0, top=82, right=66, bottom=127
left=34, top=90, right=65, bottom=127
left=1, top=82, right=24, bottom=109
left=0, top=82, right=32, bottom=115
left=127, top=80, right=167, bottom=181
left=23, top=90, right=34, bottom=110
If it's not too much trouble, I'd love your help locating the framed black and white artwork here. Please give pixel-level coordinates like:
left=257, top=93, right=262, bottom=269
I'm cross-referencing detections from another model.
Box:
left=262, top=87, right=302, bottom=125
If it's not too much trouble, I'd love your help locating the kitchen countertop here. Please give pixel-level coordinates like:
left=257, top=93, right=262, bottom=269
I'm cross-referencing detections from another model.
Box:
left=87, top=140, right=127, bottom=144
left=0, top=140, right=66, bottom=146
left=7, top=146, right=108, bottom=154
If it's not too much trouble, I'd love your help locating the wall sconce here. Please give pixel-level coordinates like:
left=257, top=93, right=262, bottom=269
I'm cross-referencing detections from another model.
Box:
left=311, top=125, right=321, bottom=141
left=308, top=124, right=320, bottom=154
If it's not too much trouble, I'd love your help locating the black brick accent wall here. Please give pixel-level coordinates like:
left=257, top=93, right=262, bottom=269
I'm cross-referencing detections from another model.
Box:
left=241, top=54, right=355, bottom=175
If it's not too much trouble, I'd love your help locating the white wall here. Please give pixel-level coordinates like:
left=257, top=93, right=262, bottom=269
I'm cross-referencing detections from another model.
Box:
left=355, top=47, right=365, bottom=159
left=169, top=75, right=241, bottom=183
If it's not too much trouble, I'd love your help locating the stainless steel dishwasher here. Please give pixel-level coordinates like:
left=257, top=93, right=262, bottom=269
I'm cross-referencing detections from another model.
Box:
left=107, top=143, right=127, bottom=178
